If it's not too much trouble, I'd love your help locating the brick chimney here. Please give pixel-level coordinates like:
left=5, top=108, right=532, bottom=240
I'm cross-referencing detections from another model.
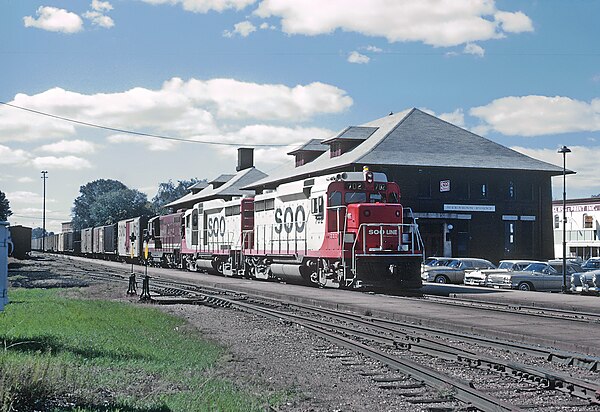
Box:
left=236, top=147, right=254, bottom=171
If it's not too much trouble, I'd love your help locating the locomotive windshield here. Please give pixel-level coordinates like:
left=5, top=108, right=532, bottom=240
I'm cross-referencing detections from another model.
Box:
left=330, top=190, right=398, bottom=205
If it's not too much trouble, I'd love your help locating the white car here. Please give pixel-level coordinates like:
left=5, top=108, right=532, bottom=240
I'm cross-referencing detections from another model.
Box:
left=463, top=260, right=542, bottom=286
left=422, top=258, right=495, bottom=284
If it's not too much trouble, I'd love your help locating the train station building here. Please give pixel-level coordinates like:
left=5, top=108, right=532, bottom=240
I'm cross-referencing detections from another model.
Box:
left=552, top=197, right=600, bottom=260
left=247, top=109, right=566, bottom=264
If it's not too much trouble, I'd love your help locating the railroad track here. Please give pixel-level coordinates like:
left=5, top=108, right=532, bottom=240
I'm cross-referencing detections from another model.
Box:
left=402, top=294, right=600, bottom=325
left=33, top=256, right=600, bottom=410
left=74, top=267, right=600, bottom=411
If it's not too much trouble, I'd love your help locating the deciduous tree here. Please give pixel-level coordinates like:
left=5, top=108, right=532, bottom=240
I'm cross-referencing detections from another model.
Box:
left=152, top=178, right=204, bottom=214
left=0, top=190, right=12, bottom=221
left=72, top=180, right=153, bottom=228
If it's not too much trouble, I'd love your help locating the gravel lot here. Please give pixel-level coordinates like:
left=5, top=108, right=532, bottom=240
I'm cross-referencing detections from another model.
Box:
left=8, top=255, right=434, bottom=411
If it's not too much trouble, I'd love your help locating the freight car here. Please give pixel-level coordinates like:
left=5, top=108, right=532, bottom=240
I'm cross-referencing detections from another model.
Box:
left=8, top=225, right=31, bottom=259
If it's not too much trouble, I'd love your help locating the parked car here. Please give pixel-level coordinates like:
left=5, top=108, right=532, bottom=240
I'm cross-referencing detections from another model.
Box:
left=571, top=269, right=600, bottom=295
left=463, top=260, right=542, bottom=286
left=422, top=258, right=495, bottom=284
left=486, top=261, right=581, bottom=292
left=581, top=257, right=600, bottom=271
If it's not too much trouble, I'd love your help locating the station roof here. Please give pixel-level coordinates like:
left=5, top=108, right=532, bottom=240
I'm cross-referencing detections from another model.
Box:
left=287, top=139, right=327, bottom=155
left=164, top=167, right=267, bottom=210
left=245, top=108, right=568, bottom=190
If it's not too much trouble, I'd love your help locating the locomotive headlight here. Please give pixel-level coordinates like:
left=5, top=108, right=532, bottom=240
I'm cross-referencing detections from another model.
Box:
left=395, top=210, right=401, bottom=217
left=363, top=209, right=371, bottom=217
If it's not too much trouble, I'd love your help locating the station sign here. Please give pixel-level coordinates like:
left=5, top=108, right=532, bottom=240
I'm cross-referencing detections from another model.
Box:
left=444, top=204, right=496, bottom=212
left=553, top=204, right=600, bottom=213
left=440, top=180, right=450, bottom=192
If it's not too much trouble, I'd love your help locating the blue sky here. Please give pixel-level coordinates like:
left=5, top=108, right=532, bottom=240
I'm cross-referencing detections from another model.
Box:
left=2, top=0, right=600, bottom=232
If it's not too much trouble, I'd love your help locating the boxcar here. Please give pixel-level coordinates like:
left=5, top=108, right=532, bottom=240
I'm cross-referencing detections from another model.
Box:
left=8, top=225, right=31, bottom=259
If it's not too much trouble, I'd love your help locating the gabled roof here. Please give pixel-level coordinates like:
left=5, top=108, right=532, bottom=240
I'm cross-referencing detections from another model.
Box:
left=165, top=167, right=267, bottom=209
left=245, top=108, right=567, bottom=190
left=287, top=139, right=327, bottom=155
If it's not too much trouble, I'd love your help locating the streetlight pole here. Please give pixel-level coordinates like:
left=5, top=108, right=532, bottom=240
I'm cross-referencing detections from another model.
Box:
left=41, top=170, right=48, bottom=251
left=557, top=146, right=571, bottom=293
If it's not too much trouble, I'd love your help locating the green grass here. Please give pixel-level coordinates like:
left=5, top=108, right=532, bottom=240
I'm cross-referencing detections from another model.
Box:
left=0, top=289, right=275, bottom=411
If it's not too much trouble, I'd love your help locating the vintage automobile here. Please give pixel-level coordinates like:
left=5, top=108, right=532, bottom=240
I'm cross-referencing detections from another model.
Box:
left=571, top=269, right=600, bottom=294
left=486, top=261, right=581, bottom=291
left=421, top=258, right=495, bottom=284
left=581, top=257, right=600, bottom=271
left=463, top=260, right=542, bottom=286
left=421, top=256, right=454, bottom=275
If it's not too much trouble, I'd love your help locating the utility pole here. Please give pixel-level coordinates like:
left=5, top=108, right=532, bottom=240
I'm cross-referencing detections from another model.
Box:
left=557, top=146, right=571, bottom=293
left=41, top=170, right=48, bottom=251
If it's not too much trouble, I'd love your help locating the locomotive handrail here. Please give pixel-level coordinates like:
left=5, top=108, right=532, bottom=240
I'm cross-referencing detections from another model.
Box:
left=350, top=222, right=423, bottom=276
left=250, top=221, right=309, bottom=255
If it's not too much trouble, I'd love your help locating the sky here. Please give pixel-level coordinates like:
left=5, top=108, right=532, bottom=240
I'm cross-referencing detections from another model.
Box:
left=1, top=0, right=600, bottom=233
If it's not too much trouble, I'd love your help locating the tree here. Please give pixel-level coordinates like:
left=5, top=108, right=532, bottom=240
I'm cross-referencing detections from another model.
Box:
left=151, top=178, right=204, bottom=214
left=72, top=179, right=152, bottom=228
left=89, top=188, right=154, bottom=225
left=0, top=190, right=12, bottom=221
left=32, top=227, right=45, bottom=239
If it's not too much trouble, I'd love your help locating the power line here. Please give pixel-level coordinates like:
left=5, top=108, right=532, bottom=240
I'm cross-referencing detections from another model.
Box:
left=0, top=101, right=291, bottom=147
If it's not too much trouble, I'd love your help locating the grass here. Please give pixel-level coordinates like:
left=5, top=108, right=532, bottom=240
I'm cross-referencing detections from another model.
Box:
left=0, top=289, right=275, bottom=411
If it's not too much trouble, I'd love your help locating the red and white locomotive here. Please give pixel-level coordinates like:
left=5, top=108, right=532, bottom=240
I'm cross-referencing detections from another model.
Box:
left=175, top=168, right=423, bottom=289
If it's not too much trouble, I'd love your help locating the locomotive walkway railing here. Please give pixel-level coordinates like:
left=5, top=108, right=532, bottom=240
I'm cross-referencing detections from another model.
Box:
left=348, top=222, right=424, bottom=276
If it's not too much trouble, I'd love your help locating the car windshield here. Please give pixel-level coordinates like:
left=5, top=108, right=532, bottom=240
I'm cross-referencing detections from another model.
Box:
left=523, top=263, right=552, bottom=273
left=498, top=262, right=514, bottom=270
left=583, top=260, right=600, bottom=269
left=424, top=258, right=438, bottom=266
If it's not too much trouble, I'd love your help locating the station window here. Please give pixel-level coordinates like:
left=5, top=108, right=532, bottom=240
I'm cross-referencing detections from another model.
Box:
left=584, top=214, right=594, bottom=229
left=554, top=214, right=560, bottom=229
left=507, top=181, right=516, bottom=200
left=417, top=175, right=431, bottom=198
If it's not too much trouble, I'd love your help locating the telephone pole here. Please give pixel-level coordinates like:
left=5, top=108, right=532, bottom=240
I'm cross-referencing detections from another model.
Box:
left=41, top=170, right=48, bottom=251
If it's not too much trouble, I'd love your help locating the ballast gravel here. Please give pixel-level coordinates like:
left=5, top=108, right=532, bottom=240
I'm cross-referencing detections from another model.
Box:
left=9, top=256, right=436, bottom=411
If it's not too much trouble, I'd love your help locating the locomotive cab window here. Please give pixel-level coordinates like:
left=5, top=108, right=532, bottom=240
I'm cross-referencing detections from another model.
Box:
left=329, top=191, right=342, bottom=207
left=369, top=193, right=385, bottom=203
left=388, top=192, right=399, bottom=203
left=345, top=191, right=367, bottom=204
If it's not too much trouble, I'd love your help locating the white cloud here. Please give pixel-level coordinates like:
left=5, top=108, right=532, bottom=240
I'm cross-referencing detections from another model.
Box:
left=512, top=146, right=600, bottom=198
left=0, top=145, right=30, bottom=165
left=235, top=20, right=256, bottom=36
left=140, top=0, right=256, bottom=13
left=164, top=77, right=352, bottom=121
left=255, top=0, right=533, bottom=47
left=17, top=177, right=35, bottom=183
left=438, top=109, right=465, bottom=127
left=37, top=139, right=97, bottom=154
left=259, top=22, right=276, bottom=30
left=23, top=6, right=83, bottom=34
left=1, top=78, right=351, bottom=143
left=32, top=156, right=92, bottom=170
left=5, top=191, right=50, bottom=204
left=214, top=124, right=333, bottom=165
left=91, top=0, right=113, bottom=12
left=224, top=20, right=256, bottom=37
left=347, top=51, right=370, bottom=64
left=364, top=45, right=382, bottom=53
left=463, top=43, right=485, bottom=57
left=107, top=133, right=178, bottom=151
left=494, top=10, right=533, bottom=33
left=83, top=11, right=115, bottom=28
left=470, top=96, right=600, bottom=136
